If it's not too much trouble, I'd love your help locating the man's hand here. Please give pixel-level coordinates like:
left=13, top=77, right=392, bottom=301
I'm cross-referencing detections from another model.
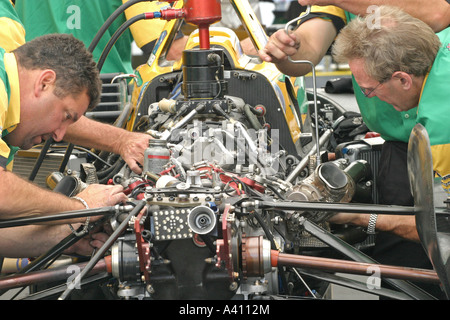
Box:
left=258, top=29, right=300, bottom=63
left=117, top=132, right=151, bottom=175
left=64, top=117, right=151, bottom=175
left=65, top=227, right=111, bottom=256
left=76, top=184, right=128, bottom=209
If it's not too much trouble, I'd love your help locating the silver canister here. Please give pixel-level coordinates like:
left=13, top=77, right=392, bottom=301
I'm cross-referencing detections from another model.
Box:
left=143, top=139, right=170, bottom=175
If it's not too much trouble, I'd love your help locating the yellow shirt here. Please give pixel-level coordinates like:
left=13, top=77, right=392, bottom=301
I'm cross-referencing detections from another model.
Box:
left=0, top=51, right=21, bottom=170
left=0, top=0, right=26, bottom=51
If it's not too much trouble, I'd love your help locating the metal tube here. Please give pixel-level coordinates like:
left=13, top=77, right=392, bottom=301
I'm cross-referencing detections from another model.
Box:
left=0, top=206, right=120, bottom=229
left=284, top=6, right=323, bottom=176
left=301, top=218, right=437, bottom=300
left=272, top=251, right=441, bottom=284
left=0, top=259, right=110, bottom=291
left=198, top=25, right=210, bottom=49
left=160, top=104, right=206, bottom=140
left=286, top=128, right=332, bottom=183
left=29, top=138, right=54, bottom=181
left=257, top=200, right=415, bottom=215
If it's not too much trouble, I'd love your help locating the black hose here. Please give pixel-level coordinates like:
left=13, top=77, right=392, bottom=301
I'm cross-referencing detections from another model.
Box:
left=243, top=104, right=262, bottom=130
left=58, top=142, right=74, bottom=173
left=59, top=0, right=149, bottom=175
left=29, top=138, right=54, bottom=181
left=87, top=0, right=149, bottom=53
left=95, top=154, right=121, bottom=178
left=96, top=13, right=148, bottom=72
left=98, top=158, right=126, bottom=184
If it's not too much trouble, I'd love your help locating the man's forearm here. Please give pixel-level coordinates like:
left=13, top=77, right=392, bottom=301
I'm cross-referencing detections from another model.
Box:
left=331, top=0, right=449, bottom=32
left=278, top=18, right=337, bottom=76
left=0, top=224, right=74, bottom=258
left=375, top=214, right=419, bottom=242
left=64, top=116, right=125, bottom=155
left=0, top=170, right=85, bottom=219
left=348, top=213, right=419, bottom=242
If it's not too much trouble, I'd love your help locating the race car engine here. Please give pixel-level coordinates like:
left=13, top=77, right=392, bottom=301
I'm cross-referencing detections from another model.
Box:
left=104, top=47, right=374, bottom=300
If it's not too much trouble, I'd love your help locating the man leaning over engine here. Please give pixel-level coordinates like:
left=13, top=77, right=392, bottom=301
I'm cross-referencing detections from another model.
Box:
left=329, top=6, right=450, bottom=252
left=0, top=0, right=151, bottom=258
left=258, top=0, right=449, bottom=298
left=0, top=32, right=130, bottom=257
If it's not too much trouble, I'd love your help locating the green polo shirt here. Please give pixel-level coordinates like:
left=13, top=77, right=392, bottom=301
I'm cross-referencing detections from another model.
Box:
left=343, top=10, right=417, bottom=143
left=303, top=6, right=418, bottom=142
left=14, top=0, right=169, bottom=74
left=416, top=27, right=450, bottom=180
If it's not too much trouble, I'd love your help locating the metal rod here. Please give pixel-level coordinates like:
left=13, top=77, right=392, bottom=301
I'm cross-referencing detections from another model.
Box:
left=257, top=200, right=415, bottom=215
left=301, top=218, right=437, bottom=300
left=272, top=251, right=441, bottom=284
left=0, top=206, right=120, bottom=229
left=297, top=269, right=412, bottom=300
left=29, top=138, right=54, bottom=182
left=284, top=6, right=321, bottom=168
left=0, top=259, right=109, bottom=291
left=198, top=25, right=210, bottom=49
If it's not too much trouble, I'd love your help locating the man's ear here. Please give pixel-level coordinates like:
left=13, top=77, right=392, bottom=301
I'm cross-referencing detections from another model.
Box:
left=392, top=71, right=412, bottom=90
left=34, top=69, right=57, bottom=97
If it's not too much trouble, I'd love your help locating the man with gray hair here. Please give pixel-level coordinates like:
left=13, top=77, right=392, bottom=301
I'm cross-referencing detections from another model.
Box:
left=330, top=5, right=450, bottom=233
left=259, top=2, right=449, bottom=298
left=329, top=6, right=450, bottom=298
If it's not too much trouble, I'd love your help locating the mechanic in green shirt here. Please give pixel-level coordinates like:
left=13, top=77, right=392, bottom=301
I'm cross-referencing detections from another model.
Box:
left=331, top=6, right=450, bottom=298
left=333, top=6, right=450, bottom=204
left=0, top=0, right=160, bottom=176
left=0, top=33, right=131, bottom=257
left=0, top=0, right=152, bottom=258
left=258, top=1, right=450, bottom=298
left=258, top=1, right=450, bottom=239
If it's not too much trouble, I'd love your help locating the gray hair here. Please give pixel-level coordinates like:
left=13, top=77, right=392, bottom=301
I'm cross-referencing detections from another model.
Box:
left=332, top=5, right=441, bottom=82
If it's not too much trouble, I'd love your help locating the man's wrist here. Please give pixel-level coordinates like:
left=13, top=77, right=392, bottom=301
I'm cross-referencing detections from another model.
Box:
left=72, top=196, right=89, bottom=209
left=366, top=213, right=378, bottom=234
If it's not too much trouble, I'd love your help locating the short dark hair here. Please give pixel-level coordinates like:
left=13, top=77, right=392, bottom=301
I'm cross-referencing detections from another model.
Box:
left=13, top=33, right=101, bottom=110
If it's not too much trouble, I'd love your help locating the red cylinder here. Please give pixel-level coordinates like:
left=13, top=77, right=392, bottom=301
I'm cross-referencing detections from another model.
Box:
left=184, top=0, right=221, bottom=49
left=183, top=0, right=221, bottom=26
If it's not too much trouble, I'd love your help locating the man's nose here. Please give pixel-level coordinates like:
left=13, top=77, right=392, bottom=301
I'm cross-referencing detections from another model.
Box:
left=52, top=124, right=69, bottom=142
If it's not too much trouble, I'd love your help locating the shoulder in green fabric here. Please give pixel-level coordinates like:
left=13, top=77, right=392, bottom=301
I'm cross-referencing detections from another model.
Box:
left=344, top=11, right=356, bottom=22
left=416, top=27, right=450, bottom=146
left=343, top=10, right=417, bottom=143
left=0, top=0, right=24, bottom=25
left=15, top=0, right=125, bottom=40
left=0, top=47, right=16, bottom=167
left=14, top=0, right=133, bottom=74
